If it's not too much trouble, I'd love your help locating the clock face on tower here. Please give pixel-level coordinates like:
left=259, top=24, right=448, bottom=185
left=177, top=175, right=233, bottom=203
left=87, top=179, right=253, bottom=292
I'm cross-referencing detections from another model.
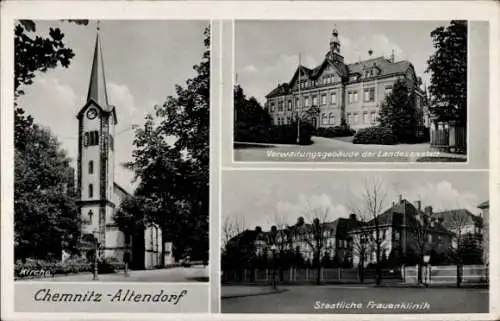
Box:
left=87, top=108, right=98, bottom=120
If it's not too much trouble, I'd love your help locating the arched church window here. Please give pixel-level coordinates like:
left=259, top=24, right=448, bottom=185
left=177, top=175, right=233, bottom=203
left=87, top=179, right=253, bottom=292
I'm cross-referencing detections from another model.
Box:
left=89, top=184, right=93, bottom=198
left=88, top=161, right=94, bottom=174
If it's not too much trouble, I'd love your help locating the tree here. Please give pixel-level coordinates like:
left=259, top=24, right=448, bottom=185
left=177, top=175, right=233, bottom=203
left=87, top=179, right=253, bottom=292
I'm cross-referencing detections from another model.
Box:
left=407, top=211, right=432, bottom=284
left=292, top=202, right=331, bottom=285
left=125, top=25, right=210, bottom=263
left=15, top=124, right=80, bottom=260
left=221, top=215, right=247, bottom=255
left=234, top=85, right=272, bottom=142
left=426, top=21, right=467, bottom=125
left=14, top=20, right=87, bottom=261
left=348, top=212, right=374, bottom=283
left=378, top=78, right=419, bottom=143
left=350, top=177, right=388, bottom=285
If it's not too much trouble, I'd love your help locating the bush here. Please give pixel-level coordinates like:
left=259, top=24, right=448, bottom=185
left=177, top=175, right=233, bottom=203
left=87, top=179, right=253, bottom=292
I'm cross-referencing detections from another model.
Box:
left=15, top=258, right=92, bottom=279
left=316, top=125, right=355, bottom=138
left=98, top=257, right=125, bottom=274
left=353, top=127, right=397, bottom=145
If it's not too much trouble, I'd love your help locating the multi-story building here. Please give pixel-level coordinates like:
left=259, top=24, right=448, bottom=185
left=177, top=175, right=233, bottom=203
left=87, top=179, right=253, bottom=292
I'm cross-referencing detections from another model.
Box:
left=349, top=196, right=454, bottom=267
left=265, top=27, right=428, bottom=130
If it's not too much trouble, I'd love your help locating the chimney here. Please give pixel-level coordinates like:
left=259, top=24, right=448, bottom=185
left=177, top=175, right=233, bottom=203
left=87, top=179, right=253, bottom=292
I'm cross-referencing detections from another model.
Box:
left=392, top=201, right=395, bottom=207
left=416, top=201, right=422, bottom=211
left=424, top=206, right=433, bottom=215
left=390, top=49, right=395, bottom=63
left=399, top=194, right=403, bottom=203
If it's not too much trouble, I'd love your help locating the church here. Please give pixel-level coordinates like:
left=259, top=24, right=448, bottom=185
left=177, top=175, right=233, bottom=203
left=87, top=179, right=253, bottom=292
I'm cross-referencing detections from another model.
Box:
left=265, top=26, right=428, bottom=131
left=75, top=26, right=166, bottom=269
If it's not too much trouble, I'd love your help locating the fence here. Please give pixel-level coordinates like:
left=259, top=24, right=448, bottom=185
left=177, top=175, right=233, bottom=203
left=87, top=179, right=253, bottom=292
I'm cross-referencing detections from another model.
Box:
left=222, top=267, right=402, bottom=284
left=429, top=121, right=466, bottom=153
left=403, top=264, right=488, bottom=286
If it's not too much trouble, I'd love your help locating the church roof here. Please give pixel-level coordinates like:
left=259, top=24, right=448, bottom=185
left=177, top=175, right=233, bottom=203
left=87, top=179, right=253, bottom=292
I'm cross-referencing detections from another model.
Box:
left=77, top=28, right=118, bottom=124
left=87, top=32, right=111, bottom=111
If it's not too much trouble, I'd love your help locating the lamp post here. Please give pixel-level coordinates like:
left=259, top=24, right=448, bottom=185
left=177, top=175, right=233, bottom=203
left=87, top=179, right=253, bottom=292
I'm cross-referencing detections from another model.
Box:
left=92, top=229, right=99, bottom=281
left=270, top=244, right=277, bottom=290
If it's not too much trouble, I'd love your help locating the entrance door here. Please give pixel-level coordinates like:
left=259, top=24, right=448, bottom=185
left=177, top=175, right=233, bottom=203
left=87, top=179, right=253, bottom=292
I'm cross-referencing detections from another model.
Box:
left=312, top=117, right=317, bottom=128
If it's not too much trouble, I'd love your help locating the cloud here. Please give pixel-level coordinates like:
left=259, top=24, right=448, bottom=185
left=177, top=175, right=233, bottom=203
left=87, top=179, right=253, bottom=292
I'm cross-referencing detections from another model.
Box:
left=242, top=64, right=258, bottom=73
left=342, top=33, right=403, bottom=62
left=274, top=194, right=349, bottom=227
left=405, top=181, right=480, bottom=214
left=108, top=82, right=139, bottom=121
left=18, top=75, right=78, bottom=163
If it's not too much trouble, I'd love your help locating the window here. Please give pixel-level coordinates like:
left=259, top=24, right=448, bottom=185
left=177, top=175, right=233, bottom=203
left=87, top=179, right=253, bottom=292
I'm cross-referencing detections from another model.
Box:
left=354, top=91, right=358, bottom=103
left=88, top=161, right=94, bottom=174
left=312, top=95, right=318, bottom=106
left=371, top=112, right=377, bottom=124
left=354, top=113, right=359, bottom=123
left=382, top=229, right=386, bottom=240
left=385, top=86, right=393, bottom=96
left=305, top=97, right=310, bottom=107
left=322, top=113, right=328, bottom=125
left=321, top=94, right=327, bottom=105
left=278, top=101, right=284, bottom=112
left=282, top=117, right=287, bottom=125
left=428, top=234, right=432, bottom=243
left=270, top=103, right=275, bottom=112
left=329, top=113, right=335, bottom=125
left=83, top=131, right=99, bottom=147
left=287, top=117, right=291, bottom=124
left=288, top=100, right=292, bottom=111
left=88, top=184, right=93, bottom=198
left=331, top=92, right=337, bottom=104
left=364, top=87, right=375, bottom=102
left=363, top=112, right=369, bottom=124
left=296, top=98, right=300, bottom=109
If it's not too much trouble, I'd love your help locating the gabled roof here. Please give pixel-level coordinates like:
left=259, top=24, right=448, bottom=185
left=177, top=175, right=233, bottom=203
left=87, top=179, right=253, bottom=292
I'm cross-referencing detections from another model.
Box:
left=265, top=54, right=414, bottom=99
left=114, top=182, right=132, bottom=197
left=434, top=209, right=483, bottom=228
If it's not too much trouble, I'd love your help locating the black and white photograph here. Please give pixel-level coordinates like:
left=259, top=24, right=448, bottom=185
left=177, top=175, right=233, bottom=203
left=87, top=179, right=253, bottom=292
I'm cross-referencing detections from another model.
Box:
left=13, top=20, right=210, bottom=283
left=233, top=20, right=469, bottom=163
left=221, top=171, right=489, bottom=313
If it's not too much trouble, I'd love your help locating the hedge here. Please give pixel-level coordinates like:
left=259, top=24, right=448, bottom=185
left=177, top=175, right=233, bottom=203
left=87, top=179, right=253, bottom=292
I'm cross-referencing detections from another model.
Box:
left=15, top=257, right=124, bottom=279
left=316, top=126, right=355, bottom=138
left=235, top=123, right=313, bottom=145
left=353, top=127, right=397, bottom=145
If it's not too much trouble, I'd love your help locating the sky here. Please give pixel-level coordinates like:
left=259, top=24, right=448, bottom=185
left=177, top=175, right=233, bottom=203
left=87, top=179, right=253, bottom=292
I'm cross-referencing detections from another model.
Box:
left=222, top=171, right=489, bottom=231
left=235, top=20, right=452, bottom=105
left=16, top=20, right=208, bottom=193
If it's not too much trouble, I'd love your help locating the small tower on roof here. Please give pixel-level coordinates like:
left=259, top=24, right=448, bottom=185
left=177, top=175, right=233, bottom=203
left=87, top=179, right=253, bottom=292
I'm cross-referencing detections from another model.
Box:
left=330, top=25, right=341, bottom=54
left=327, top=24, right=344, bottom=63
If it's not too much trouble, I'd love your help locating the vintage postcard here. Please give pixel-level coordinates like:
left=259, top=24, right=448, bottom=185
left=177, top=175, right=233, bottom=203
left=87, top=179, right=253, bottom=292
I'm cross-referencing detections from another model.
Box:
left=1, top=1, right=498, bottom=321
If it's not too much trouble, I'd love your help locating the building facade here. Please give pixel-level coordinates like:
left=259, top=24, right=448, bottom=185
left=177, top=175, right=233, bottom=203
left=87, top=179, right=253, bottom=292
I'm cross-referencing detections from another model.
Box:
left=76, top=28, right=163, bottom=269
left=225, top=196, right=486, bottom=269
left=265, top=27, right=427, bottom=130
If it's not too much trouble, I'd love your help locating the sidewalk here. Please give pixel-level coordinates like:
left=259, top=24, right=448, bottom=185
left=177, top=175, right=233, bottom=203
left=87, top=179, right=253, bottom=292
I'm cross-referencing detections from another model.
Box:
left=221, top=285, right=286, bottom=299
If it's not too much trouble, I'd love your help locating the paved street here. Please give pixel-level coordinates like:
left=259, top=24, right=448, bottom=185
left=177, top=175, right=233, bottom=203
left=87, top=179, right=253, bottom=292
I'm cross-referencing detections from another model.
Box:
left=234, top=136, right=466, bottom=162
left=221, top=284, right=488, bottom=314
left=17, top=265, right=209, bottom=283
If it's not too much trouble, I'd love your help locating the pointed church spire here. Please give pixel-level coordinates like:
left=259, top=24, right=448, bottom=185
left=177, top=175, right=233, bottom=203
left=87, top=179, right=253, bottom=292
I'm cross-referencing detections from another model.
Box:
left=87, top=21, right=109, bottom=109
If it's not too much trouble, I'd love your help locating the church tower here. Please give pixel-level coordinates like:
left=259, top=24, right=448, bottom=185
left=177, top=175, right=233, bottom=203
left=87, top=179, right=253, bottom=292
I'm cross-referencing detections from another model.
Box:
left=76, top=24, right=117, bottom=257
